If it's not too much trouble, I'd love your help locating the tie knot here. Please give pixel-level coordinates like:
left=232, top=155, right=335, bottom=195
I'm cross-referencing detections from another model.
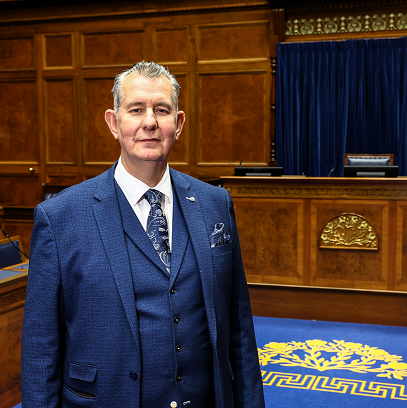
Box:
left=144, top=189, right=162, bottom=205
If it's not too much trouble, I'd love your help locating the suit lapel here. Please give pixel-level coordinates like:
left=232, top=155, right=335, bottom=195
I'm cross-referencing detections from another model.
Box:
left=169, top=190, right=188, bottom=283
left=92, top=166, right=140, bottom=345
left=171, top=169, right=217, bottom=343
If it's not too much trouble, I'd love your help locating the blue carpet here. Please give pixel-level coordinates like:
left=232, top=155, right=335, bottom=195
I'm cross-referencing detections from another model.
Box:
left=14, top=317, right=407, bottom=408
left=255, top=316, right=407, bottom=407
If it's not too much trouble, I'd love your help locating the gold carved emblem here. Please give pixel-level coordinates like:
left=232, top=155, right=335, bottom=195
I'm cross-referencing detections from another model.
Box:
left=319, top=213, right=378, bottom=250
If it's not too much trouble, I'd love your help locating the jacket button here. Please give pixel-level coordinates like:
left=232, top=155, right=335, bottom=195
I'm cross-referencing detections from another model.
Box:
left=129, top=372, right=138, bottom=380
left=170, top=288, right=176, bottom=294
left=173, top=316, right=180, bottom=324
left=176, top=374, right=182, bottom=381
left=175, top=345, right=182, bottom=352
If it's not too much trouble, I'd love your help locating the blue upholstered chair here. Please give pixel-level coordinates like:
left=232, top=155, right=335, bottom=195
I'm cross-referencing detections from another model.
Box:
left=0, top=236, right=26, bottom=268
left=344, top=154, right=393, bottom=166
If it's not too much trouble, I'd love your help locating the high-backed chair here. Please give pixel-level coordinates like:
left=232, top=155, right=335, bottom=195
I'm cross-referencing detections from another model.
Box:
left=0, top=235, right=27, bottom=268
left=344, top=154, right=394, bottom=166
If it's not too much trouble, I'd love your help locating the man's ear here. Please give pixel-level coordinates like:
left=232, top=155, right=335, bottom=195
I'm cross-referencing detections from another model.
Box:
left=175, top=111, right=186, bottom=140
left=105, top=109, right=119, bottom=140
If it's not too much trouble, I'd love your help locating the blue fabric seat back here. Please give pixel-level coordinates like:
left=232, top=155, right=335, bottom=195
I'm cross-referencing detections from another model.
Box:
left=0, top=239, right=23, bottom=268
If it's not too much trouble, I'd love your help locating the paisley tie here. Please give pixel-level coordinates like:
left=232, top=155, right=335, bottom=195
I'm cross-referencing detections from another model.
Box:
left=143, top=189, right=171, bottom=273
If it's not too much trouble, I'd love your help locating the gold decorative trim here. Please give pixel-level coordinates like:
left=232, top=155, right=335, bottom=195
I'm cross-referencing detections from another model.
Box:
left=231, top=185, right=407, bottom=199
left=319, top=213, right=378, bottom=250
left=287, top=13, right=407, bottom=36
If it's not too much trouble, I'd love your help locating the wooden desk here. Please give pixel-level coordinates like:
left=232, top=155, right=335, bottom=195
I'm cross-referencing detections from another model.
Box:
left=222, top=176, right=407, bottom=325
left=0, top=263, right=28, bottom=408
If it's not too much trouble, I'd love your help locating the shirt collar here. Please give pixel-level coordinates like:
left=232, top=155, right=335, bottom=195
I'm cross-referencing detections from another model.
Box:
left=114, top=157, right=173, bottom=206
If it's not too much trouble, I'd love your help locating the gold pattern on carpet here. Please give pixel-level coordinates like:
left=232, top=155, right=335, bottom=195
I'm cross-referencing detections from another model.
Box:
left=261, top=372, right=407, bottom=400
left=258, top=340, right=407, bottom=379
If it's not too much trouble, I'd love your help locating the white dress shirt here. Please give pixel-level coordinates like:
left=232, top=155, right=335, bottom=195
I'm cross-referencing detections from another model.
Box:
left=114, top=157, right=173, bottom=250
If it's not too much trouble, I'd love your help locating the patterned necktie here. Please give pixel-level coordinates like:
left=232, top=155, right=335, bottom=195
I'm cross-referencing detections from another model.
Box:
left=143, top=189, right=171, bottom=273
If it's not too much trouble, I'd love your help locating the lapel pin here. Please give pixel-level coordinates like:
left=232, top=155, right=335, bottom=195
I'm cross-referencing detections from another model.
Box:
left=186, top=197, right=195, bottom=202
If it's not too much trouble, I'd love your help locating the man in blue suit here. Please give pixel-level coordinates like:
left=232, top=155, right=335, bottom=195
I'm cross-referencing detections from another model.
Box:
left=21, top=61, right=265, bottom=408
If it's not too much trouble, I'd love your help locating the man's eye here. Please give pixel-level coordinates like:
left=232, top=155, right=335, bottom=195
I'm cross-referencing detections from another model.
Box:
left=131, top=108, right=142, bottom=113
left=156, top=108, right=169, bottom=114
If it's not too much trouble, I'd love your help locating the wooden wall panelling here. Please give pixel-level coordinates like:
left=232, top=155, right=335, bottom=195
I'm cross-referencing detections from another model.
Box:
left=0, top=175, right=39, bottom=207
left=0, top=80, right=39, bottom=164
left=0, top=36, right=35, bottom=71
left=153, top=27, right=188, bottom=65
left=43, top=33, right=73, bottom=69
left=82, top=30, right=144, bottom=68
left=44, top=78, right=76, bottom=164
left=83, top=77, right=121, bottom=164
left=195, top=19, right=271, bottom=179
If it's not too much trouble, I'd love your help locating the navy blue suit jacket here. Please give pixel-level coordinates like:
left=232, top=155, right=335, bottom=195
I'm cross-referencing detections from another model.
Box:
left=21, top=164, right=265, bottom=407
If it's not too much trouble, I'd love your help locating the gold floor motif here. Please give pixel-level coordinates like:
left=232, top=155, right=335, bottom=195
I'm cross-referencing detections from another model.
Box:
left=261, top=371, right=407, bottom=400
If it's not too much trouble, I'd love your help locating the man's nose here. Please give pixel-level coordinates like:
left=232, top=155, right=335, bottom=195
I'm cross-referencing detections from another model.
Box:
left=142, top=109, right=158, bottom=130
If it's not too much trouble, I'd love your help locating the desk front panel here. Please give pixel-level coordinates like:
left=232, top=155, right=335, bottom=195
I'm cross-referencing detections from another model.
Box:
left=224, top=177, right=407, bottom=292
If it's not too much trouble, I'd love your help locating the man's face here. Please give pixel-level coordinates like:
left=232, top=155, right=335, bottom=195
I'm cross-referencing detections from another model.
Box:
left=105, top=73, right=185, bottom=174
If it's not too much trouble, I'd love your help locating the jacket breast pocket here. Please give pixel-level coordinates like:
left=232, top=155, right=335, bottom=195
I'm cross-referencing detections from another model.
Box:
left=211, top=241, right=233, bottom=258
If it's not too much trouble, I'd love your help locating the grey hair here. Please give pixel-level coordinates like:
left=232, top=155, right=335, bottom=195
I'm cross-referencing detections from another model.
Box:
left=112, top=61, right=181, bottom=114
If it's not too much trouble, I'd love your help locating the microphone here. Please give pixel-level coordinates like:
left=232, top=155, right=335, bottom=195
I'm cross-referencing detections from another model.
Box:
left=327, top=166, right=335, bottom=177
left=2, top=229, right=29, bottom=260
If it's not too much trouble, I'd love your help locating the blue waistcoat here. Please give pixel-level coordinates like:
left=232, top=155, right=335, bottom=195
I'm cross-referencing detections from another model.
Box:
left=116, top=183, right=215, bottom=408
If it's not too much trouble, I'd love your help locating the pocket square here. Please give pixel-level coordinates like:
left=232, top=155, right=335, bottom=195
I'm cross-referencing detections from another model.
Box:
left=209, top=223, right=231, bottom=248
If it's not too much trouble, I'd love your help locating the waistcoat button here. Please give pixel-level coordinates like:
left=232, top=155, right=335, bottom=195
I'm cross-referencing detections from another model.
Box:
left=174, top=316, right=180, bottom=324
left=170, top=401, right=178, bottom=407
left=176, top=345, right=182, bottom=352
left=129, top=372, right=138, bottom=380
left=176, top=374, right=182, bottom=381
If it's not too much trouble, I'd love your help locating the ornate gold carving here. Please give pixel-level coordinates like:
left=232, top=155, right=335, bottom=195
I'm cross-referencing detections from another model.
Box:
left=287, top=13, right=407, bottom=36
left=319, top=213, right=378, bottom=250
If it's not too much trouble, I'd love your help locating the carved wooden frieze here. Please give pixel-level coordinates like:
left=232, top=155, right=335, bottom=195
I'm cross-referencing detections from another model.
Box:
left=229, top=185, right=407, bottom=199
left=287, top=13, right=407, bottom=36
left=319, top=213, right=378, bottom=250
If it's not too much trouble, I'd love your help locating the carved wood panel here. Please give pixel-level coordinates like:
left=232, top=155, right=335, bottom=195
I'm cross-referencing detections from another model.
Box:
left=153, top=27, right=188, bottom=64
left=82, top=31, right=144, bottom=67
left=0, top=175, right=39, bottom=207
left=0, top=37, right=35, bottom=71
left=0, top=81, right=38, bottom=163
left=311, top=200, right=388, bottom=290
left=198, top=72, right=269, bottom=165
left=197, top=22, right=269, bottom=62
left=396, top=202, right=407, bottom=291
left=45, top=79, right=76, bottom=164
left=0, top=305, right=24, bottom=408
left=168, top=74, right=189, bottom=166
left=234, top=197, right=303, bottom=285
left=83, top=77, right=120, bottom=163
left=44, top=34, right=73, bottom=68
